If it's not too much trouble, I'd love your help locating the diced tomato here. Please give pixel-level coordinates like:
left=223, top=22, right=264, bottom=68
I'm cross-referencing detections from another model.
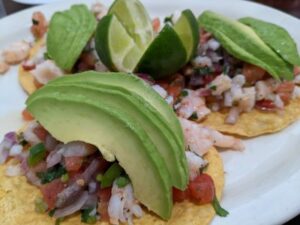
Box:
left=188, top=173, right=215, bottom=204
left=166, top=74, right=185, bottom=99
left=173, top=188, right=189, bottom=202
left=242, top=63, right=266, bottom=84
left=40, top=179, right=65, bottom=210
left=22, top=62, right=36, bottom=71
left=276, top=81, right=295, bottom=104
left=34, top=78, right=44, bottom=89
left=202, top=75, right=216, bottom=86
left=22, top=109, right=34, bottom=121
left=294, top=66, right=300, bottom=75
left=152, top=18, right=160, bottom=33
left=97, top=188, right=112, bottom=221
left=255, top=99, right=276, bottom=111
left=33, top=126, right=48, bottom=141
left=64, top=156, right=83, bottom=172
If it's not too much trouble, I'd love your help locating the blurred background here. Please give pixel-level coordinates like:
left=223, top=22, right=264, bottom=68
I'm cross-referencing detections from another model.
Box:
left=0, top=0, right=300, bottom=224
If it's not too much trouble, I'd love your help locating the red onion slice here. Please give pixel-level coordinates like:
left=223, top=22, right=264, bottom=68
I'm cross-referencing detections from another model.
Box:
left=54, top=191, right=89, bottom=218
left=61, top=142, right=96, bottom=157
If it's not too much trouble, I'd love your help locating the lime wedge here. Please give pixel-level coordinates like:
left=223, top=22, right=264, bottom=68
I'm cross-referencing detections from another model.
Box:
left=174, top=9, right=199, bottom=62
left=95, top=14, right=143, bottom=72
left=136, top=24, right=187, bottom=79
left=108, top=0, right=153, bottom=51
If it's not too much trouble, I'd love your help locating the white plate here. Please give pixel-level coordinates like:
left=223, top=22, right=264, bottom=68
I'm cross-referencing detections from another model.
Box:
left=1, top=0, right=300, bottom=224
left=13, top=0, right=60, bottom=5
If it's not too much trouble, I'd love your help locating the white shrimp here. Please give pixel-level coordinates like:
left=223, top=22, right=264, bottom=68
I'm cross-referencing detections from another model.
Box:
left=177, top=89, right=211, bottom=121
left=238, top=87, right=256, bottom=112
left=292, top=86, right=300, bottom=99
left=255, top=80, right=272, bottom=101
left=179, top=117, right=244, bottom=156
left=91, top=2, right=108, bottom=20
left=185, top=151, right=207, bottom=180
left=108, top=182, right=143, bottom=225
left=207, top=74, right=232, bottom=96
left=2, top=41, right=30, bottom=64
left=192, top=56, right=212, bottom=67
left=0, top=61, right=9, bottom=74
left=31, top=60, right=64, bottom=84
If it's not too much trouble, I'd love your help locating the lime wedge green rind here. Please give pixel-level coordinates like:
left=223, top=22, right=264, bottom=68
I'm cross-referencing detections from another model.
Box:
left=95, top=14, right=142, bottom=72
left=108, top=0, right=154, bottom=51
left=47, top=5, right=97, bottom=71
left=174, top=9, right=199, bottom=62
left=136, top=24, right=187, bottom=79
left=239, top=17, right=300, bottom=66
left=198, top=11, right=294, bottom=80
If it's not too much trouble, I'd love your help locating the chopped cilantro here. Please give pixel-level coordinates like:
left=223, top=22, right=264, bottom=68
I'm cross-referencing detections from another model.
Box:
left=37, top=164, right=67, bottom=184
left=44, top=52, right=51, bottom=60
left=96, top=173, right=103, bottom=182
left=164, top=15, right=174, bottom=25
left=17, top=133, right=28, bottom=146
left=28, top=143, right=46, bottom=167
left=209, top=85, right=217, bottom=91
left=116, top=176, right=130, bottom=188
left=48, top=209, right=56, bottom=217
left=34, top=197, right=48, bottom=213
left=32, top=19, right=39, bottom=25
left=181, top=90, right=189, bottom=97
left=212, top=196, right=229, bottom=217
left=196, top=66, right=213, bottom=75
left=60, top=173, right=69, bottom=183
left=223, top=65, right=230, bottom=75
left=81, top=208, right=97, bottom=224
left=101, top=163, right=123, bottom=188
left=189, top=112, right=198, bottom=121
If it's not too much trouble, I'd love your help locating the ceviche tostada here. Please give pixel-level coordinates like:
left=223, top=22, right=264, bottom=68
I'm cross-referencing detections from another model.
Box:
left=0, top=0, right=300, bottom=224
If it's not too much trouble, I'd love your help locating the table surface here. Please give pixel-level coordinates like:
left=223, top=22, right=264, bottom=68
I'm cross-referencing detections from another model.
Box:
left=0, top=0, right=300, bottom=224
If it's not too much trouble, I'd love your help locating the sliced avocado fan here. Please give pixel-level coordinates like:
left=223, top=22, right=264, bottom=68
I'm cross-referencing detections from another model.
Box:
left=47, top=5, right=97, bottom=71
left=239, top=17, right=300, bottom=66
left=27, top=74, right=188, bottom=190
left=26, top=71, right=189, bottom=219
left=198, top=11, right=294, bottom=80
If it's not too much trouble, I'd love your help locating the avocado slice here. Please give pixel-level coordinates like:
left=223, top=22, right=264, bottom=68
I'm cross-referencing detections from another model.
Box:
left=27, top=83, right=188, bottom=190
left=49, top=72, right=184, bottom=149
left=239, top=17, right=300, bottom=66
left=198, top=11, right=294, bottom=80
left=27, top=94, right=172, bottom=219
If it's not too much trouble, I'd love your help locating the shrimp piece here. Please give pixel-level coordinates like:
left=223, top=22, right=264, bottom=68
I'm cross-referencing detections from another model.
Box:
left=2, top=41, right=30, bottom=64
left=255, top=80, right=272, bottom=101
left=238, top=87, right=256, bottom=112
left=179, top=117, right=244, bottom=156
left=226, top=107, right=241, bottom=125
left=207, top=74, right=232, bottom=96
left=91, top=2, right=108, bottom=20
left=31, top=60, right=64, bottom=85
left=0, top=61, right=9, bottom=74
left=31, top=12, right=48, bottom=39
left=108, top=182, right=143, bottom=225
left=177, top=89, right=211, bottom=121
left=185, top=151, right=207, bottom=181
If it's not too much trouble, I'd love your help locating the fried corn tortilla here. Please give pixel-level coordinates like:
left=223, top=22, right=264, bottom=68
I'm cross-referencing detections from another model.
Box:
left=202, top=98, right=300, bottom=137
left=19, top=39, right=45, bottom=95
left=0, top=147, right=224, bottom=225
